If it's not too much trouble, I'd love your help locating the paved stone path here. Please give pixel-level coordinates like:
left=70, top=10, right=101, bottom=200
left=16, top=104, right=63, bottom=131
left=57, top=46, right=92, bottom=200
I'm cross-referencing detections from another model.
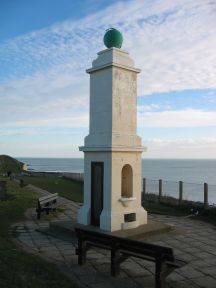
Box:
left=10, top=185, right=216, bottom=288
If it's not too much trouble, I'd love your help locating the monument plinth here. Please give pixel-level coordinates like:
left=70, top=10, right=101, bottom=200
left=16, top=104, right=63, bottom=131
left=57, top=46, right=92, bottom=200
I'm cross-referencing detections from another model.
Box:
left=78, top=29, right=147, bottom=231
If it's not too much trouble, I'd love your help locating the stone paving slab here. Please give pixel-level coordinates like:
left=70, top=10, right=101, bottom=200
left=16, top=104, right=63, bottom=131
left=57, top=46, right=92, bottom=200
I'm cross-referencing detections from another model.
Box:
left=191, top=276, right=216, bottom=288
left=10, top=186, right=216, bottom=288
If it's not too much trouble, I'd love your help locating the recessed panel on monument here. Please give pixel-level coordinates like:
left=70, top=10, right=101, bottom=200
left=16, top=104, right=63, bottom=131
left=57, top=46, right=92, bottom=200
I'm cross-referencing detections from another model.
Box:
left=78, top=28, right=147, bottom=232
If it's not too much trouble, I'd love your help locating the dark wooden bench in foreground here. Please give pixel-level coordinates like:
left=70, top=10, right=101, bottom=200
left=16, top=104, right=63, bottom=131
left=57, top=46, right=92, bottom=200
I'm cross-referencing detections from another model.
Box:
left=75, top=225, right=187, bottom=288
left=36, top=193, right=58, bottom=220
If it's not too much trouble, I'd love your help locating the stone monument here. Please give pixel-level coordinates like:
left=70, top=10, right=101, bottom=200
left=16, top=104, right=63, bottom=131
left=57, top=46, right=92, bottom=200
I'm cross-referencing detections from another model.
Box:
left=78, top=28, right=147, bottom=232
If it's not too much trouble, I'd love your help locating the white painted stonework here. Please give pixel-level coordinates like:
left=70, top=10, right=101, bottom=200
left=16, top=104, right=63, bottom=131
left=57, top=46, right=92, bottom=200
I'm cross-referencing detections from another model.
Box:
left=78, top=47, right=147, bottom=231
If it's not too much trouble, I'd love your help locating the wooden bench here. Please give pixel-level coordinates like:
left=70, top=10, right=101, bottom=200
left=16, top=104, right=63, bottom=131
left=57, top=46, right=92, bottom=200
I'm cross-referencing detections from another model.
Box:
left=36, top=193, right=58, bottom=220
left=75, top=225, right=187, bottom=288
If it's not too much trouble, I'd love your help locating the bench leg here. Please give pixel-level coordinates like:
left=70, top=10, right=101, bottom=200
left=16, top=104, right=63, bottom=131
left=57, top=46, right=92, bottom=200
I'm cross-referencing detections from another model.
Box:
left=111, top=249, right=120, bottom=277
left=77, top=238, right=87, bottom=266
left=155, top=260, right=166, bottom=288
left=37, top=202, right=41, bottom=220
left=37, top=209, right=41, bottom=220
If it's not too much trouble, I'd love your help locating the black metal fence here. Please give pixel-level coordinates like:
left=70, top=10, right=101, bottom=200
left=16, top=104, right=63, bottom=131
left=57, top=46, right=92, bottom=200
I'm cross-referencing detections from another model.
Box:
left=18, top=170, right=216, bottom=207
left=62, top=172, right=84, bottom=181
left=143, top=178, right=216, bottom=207
left=42, top=173, right=215, bottom=207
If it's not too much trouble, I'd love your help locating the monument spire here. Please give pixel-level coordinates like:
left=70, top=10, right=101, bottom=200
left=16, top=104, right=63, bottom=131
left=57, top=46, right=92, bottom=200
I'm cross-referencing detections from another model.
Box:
left=78, top=29, right=147, bottom=232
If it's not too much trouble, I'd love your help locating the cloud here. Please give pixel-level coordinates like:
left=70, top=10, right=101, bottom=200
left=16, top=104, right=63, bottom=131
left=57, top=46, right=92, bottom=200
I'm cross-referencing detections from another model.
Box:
left=143, top=137, right=216, bottom=159
left=205, top=90, right=216, bottom=104
left=0, top=0, right=216, bottom=158
left=0, top=0, right=215, bottom=94
left=138, top=109, right=216, bottom=127
left=3, top=115, right=89, bottom=129
left=0, top=70, right=89, bottom=128
left=0, top=140, right=82, bottom=158
left=144, top=137, right=216, bottom=146
left=1, top=0, right=215, bottom=127
left=138, top=104, right=161, bottom=112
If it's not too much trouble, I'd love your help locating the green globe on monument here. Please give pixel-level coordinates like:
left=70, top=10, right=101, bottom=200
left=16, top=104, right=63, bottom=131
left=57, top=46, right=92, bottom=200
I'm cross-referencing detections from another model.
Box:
left=103, top=28, right=123, bottom=49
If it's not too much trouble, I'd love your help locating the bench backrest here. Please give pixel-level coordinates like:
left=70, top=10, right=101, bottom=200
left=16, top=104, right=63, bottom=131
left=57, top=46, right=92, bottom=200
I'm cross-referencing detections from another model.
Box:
left=75, top=227, right=175, bottom=262
left=38, top=193, right=58, bottom=206
left=76, top=228, right=116, bottom=248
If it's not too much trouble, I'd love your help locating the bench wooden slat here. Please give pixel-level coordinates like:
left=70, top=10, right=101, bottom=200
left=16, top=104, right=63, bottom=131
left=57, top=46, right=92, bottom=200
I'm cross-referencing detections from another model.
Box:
left=39, top=198, right=57, bottom=206
left=39, top=193, right=58, bottom=202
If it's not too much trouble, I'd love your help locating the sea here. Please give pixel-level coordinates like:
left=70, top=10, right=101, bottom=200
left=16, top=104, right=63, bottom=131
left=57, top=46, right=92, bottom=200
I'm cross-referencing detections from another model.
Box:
left=17, top=158, right=216, bottom=205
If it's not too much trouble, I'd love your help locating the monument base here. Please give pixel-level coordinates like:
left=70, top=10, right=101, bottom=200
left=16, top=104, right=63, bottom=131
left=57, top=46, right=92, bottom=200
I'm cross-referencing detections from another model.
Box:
left=100, top=207, right=147, bottom=232
left=45, top=219, right=175, bottom=242
left=77, top=205, right=91, bottom=225
left=78, top=205, right=148, bottom=232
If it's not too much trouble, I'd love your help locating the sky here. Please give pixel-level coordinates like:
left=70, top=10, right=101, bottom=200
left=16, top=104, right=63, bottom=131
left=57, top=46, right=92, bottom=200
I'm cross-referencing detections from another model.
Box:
left=0, top=0, right=216, bottom=159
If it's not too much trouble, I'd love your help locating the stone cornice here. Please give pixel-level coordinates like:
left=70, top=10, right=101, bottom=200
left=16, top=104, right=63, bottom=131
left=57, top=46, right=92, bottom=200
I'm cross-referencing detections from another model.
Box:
left=79, top=145, right=147, bottom=152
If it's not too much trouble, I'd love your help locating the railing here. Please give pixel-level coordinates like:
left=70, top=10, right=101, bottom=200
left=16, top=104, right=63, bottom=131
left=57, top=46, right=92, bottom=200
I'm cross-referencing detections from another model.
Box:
left=62, top=172, right=84, bottom=182
left=24, top=171, right=84, bottom=182
left=57, top=173, right=216, bottom=207
left=142, top=178, right=216, bottom=207
left=19, top=170, right=216, bottom=207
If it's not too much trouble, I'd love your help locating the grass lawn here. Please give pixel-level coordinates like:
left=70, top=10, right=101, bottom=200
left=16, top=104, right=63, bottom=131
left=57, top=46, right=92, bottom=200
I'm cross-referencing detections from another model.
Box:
left=143, top=201, right=191, bottom=217
left=19, top=175, right=83, bottom=203
left=0, top=178, right=77, bottom=288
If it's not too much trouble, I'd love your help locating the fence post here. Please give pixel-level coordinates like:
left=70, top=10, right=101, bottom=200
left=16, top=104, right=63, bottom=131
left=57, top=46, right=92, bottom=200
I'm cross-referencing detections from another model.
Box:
left=142, top=178, right=146, bottom=202
left=204, top=183, right=208, bottom=209
left=159, top=179, right=162, bottom=202
left=179, top=181, right=183, bottom=205
left=143, top=178, right=146, bottom=194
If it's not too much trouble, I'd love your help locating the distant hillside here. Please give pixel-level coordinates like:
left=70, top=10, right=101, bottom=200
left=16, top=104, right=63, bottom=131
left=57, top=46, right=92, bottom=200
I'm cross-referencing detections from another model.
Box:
left=0, top=155, right=24, bottom=173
